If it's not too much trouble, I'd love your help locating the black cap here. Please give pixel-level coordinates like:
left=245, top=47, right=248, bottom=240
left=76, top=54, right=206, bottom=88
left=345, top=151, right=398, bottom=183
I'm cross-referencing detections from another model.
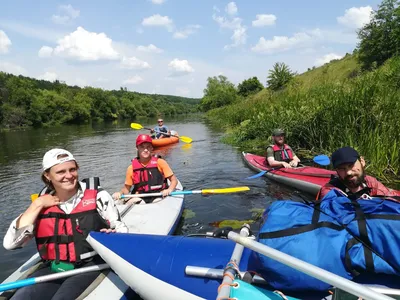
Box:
left=331, top=147, right=360, bottom=168
left=272, top=128, right=285, bottom=136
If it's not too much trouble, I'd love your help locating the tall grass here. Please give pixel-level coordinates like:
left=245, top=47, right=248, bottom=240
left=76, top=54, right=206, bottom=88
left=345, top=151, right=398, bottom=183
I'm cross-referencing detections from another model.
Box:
left=207, top=57, right=400, bottom=179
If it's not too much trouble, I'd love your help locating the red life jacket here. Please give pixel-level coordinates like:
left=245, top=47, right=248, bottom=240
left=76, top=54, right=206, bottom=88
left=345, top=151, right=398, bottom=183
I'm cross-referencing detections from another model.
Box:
left=131, top=156, right=168, bottom=193
left=35, top=177, right=109, bottom=264
left=271, top=144, right=294, bottom=162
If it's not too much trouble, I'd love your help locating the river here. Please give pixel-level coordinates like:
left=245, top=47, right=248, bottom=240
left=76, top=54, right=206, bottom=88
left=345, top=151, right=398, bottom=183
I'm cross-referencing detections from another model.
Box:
left=0, top=116, right=313, bottom=281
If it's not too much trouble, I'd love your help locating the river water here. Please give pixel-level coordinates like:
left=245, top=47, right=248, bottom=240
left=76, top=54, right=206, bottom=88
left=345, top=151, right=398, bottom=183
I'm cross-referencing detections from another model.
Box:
left=0, top=116, right=312, bottom=281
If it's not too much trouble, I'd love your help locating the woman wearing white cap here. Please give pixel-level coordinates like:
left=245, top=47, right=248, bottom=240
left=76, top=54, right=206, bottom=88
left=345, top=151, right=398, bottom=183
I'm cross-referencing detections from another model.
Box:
left=3, top=148, right=128, bottom=300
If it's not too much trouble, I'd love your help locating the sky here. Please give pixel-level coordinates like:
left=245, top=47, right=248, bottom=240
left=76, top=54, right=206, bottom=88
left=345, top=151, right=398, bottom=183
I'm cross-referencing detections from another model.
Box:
left=0, top=0, right=381, bottom=98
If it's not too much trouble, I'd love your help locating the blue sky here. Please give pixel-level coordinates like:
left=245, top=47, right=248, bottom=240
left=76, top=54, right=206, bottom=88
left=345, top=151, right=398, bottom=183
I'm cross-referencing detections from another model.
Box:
left=0, top=0, right=381, bottom=98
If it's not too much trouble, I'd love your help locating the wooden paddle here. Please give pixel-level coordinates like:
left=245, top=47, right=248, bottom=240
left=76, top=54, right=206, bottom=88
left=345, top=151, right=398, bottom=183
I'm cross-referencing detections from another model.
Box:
left=130, top=123, right=193, bottom=144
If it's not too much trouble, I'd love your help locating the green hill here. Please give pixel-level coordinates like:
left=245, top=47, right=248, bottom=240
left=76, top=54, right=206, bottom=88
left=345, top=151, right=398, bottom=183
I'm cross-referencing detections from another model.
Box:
left=0, top=72, right=200, bottom=129
left=206, top=55, right=400, bottom=180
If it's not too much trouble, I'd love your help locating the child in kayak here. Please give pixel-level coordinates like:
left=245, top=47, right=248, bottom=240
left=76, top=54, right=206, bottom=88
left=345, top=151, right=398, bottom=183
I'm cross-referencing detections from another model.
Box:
left=112, top=134, right=178, bottom=204
left=3, top=148, right=128, bottom=300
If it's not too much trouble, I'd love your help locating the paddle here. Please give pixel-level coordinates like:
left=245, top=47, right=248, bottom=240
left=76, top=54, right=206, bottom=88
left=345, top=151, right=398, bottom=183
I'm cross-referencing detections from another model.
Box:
left=120, top=186, right=250, bottom=199
left=246, top=154, right=330, bottom=179
left=227, top=231, right=394, bottom=300
left=0, top=264, right=109, bottom=292
left=130, top=123, right=193, bottom=144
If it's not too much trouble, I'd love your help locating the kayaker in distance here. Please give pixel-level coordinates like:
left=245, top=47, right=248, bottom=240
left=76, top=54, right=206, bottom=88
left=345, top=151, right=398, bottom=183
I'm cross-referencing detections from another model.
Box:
left=317, top=146, right=400, bottom=200
left=265, top=128, right=301, bottom=168
left=3, top=148, right=128, bottom=300
left=150, top=118, right=171, bottom=139
left=112, top=134, right=178, bottom=204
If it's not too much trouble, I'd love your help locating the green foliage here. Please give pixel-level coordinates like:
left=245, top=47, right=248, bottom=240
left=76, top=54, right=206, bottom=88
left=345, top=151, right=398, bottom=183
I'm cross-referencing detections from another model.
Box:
left=237, top=77, right=264, bottom=97
left=200, top=75, right=239, bottom=111
left=0, top=72, right=200, bottom=129
left=206, top=56, right=400, bottom=180
left=357, top=0, right=400, bottom=70
left=266, top=62, right=296, bottom=91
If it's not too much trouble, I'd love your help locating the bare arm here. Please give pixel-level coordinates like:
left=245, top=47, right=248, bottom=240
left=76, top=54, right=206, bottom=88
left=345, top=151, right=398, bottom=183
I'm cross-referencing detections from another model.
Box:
left=267, top=157, right=291, bottom=168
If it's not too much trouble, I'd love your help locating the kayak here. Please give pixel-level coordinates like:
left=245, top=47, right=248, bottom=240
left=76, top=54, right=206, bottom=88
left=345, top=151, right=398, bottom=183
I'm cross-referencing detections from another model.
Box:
left=152, top=130, right=179, bottom=148
left=87, top=232, right=400, bottom=300
left=242, top=152, right=336, bottom=196
left=0, top=181, right=184, bottom=299
left=88, top=232, right=301, bottom=300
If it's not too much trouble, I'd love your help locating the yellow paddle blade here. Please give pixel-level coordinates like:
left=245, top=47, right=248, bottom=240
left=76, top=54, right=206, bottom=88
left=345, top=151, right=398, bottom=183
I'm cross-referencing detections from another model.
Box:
left=31, top=194, right=39, bottom=202
left=179, top=136, right=193, bottom=144
left=130, top=123, right=144, bottom=130
left=202, top=186, right=250, bottom=194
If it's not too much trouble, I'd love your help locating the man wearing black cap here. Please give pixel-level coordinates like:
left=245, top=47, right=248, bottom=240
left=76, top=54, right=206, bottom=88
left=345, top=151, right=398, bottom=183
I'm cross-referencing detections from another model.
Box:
left=266, top=129, right=300, bottom=168
left=318, top=146, right=399, bottom=200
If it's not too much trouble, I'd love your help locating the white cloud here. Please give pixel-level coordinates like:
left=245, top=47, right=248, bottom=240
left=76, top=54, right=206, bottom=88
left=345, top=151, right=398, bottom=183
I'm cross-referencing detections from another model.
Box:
left=213, top=15, right=242, bottom=30
left=173, top=25, right=201, bottom=39
left=52, top=4, right=80, bottom=25
left=168, top=58, right=194, bottom=76
left=225, top=2, right=238, bottom=16
left=337, top=6, right=373, bottom=29
left=0, top=30, right=12, bottom=54
left=137, top=44, right=163, bottom=53
left=148, top=0, right=166, bottom=4
left=213, top=6, right=246, bottom=49
left=142, top=14, right=173, bottom=31
left=252, top=14, right=277, bottom=27
left=123, top=75, right=143, bottom=85
left=0, top=62, right=27, bottom=76
left=38, top=71, right=58, bottom=81
left=224, top=26, right=247, bottom=50
left=121, top=56, right=151, bottom=70
left=314, top=53, right=343, bottom=66
left=38, top=46, right=53, bottom=58
left=251, top=31, right=318, bottom=54
left=43, top=27, right=119, bottom=61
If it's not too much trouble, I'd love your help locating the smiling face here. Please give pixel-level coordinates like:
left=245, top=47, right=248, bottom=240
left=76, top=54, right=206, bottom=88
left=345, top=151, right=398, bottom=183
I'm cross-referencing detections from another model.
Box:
left=44, top=160, right=79, bottom=193
left=157, top=119, right=164, bottom=126
left=335, top=157, right=366, bottom=189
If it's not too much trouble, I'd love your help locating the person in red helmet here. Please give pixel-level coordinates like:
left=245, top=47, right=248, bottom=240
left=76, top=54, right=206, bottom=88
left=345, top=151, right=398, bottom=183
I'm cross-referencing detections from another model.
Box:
left=112, top=134, right=178, bottom=204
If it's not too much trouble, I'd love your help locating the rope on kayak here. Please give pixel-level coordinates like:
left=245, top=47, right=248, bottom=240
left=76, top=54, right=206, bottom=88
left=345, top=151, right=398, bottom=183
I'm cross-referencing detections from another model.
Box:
left=217, top=260, right=241, bottom=300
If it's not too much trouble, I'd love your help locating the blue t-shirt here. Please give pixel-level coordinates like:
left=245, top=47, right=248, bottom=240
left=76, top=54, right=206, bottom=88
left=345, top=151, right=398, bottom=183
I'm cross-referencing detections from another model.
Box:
left=153, top=125, right=169, bottom=138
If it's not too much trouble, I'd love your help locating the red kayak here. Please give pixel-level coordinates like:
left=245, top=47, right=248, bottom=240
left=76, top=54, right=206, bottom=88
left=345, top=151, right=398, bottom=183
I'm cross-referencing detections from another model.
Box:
left=242, top=152, right=336, bottom=196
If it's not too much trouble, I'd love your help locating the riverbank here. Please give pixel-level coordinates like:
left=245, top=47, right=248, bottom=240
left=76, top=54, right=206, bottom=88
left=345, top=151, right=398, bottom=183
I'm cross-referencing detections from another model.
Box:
left=206, top=56, right=400, bottom=186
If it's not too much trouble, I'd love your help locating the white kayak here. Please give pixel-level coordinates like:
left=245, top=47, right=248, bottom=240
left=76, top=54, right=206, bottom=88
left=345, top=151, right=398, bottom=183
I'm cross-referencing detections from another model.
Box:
left=0, top=180, right=184, bottom=299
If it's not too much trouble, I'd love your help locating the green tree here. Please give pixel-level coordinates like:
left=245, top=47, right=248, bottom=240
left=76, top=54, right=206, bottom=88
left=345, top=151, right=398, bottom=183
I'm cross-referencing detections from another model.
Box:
left=200, top=75, right=238, bottom=111
left=237, top=77, right=264, bottom=97
left=266, top=62, right=296, bottom=91
left=357, top=0, right=400, bottom=70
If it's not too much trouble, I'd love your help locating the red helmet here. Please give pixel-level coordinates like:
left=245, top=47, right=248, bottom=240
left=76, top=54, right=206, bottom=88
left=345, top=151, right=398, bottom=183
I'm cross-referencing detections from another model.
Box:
left=136, top=134, right=153, bottom=146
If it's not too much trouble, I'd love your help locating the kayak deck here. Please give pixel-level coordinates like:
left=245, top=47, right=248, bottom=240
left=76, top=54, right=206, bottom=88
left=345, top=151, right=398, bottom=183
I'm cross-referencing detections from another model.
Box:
left=152, top=131, right=179, bottom=147
left=242, top=152, right=336, bottom=196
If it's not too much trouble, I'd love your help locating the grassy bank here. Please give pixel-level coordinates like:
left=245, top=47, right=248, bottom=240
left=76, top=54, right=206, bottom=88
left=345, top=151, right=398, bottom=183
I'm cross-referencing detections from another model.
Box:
left=207, top=55, right=400, bottom=182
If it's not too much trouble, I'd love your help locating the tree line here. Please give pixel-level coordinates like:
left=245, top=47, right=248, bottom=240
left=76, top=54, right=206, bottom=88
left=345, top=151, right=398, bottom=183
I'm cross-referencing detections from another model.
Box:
left=0, top=73, right=200, bottom=129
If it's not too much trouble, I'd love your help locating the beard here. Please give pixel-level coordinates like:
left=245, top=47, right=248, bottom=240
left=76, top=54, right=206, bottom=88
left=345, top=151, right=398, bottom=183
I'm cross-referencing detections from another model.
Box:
left=342, top=166, right=366, bottom=188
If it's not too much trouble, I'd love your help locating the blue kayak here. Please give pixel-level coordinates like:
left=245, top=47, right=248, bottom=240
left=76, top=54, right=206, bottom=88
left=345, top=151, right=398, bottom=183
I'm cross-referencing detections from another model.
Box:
left=87, top=232, right=323, bottom=300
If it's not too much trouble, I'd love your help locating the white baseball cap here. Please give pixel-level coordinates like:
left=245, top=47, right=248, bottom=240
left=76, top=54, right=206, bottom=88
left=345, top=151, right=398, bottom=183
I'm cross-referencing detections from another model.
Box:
left=42, top=148, right=76, bottom=171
